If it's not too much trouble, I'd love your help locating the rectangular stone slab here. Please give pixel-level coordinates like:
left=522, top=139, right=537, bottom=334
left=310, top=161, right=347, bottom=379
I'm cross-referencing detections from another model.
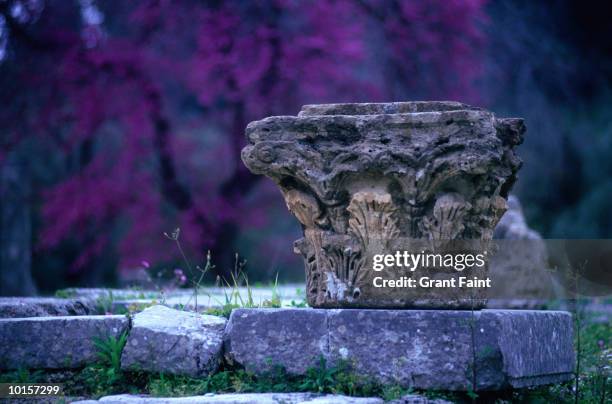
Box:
left=0, top=315, right=129, bottom=369
left=327, top=309, right=474, bottom=390
left=476, top=310, right=576, bottom=389
left=225, top=308, right=574, bottom=391
left=0, top=297, right=95, bottom=318
left=224, top=308, right=329, bottom=374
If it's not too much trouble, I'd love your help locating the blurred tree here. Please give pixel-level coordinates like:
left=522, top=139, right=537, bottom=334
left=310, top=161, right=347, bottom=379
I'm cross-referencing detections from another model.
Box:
left=357, top=0, right=486, bottom=102
left=0, top=0, right=486, bottom=287
left=484, top=0, right=612, bottom=237
left=0, top=156, right=36, bottom=296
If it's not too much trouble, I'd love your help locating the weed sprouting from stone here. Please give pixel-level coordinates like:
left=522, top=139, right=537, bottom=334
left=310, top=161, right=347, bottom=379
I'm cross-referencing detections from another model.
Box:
left=300, top=357, right=338, bottom=393
left=290, top=287, right=308, bottom=307
left=92, top=331, right=128, bottom=381
left=163, top=228, right=281, bottom=316
left=205, top=269, right=282, bottom=318
left=164, top=227, right=214, bottom=312
left=0, top=368, right=44, bottom=383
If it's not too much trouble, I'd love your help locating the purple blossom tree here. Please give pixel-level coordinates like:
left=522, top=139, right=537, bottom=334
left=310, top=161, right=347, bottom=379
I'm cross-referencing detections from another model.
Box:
left=0, top=0, right=486, bottom=284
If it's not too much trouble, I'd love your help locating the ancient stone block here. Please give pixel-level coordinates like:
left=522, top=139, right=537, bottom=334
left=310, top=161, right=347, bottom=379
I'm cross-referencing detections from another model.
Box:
left=0, top=297, right=95, bottom=318
left=0, top=315, right=128, bottom=369
left=225, top=308, right=574, bottom=391
left=475, top=310, right=575, bottom=389
left=224, top=308, right=328, bottom=374
left=121, top=305, right=226, bottom=377
left=242, top=102, right=525, bottom=308
left=327, top=309, right=473, bottom=390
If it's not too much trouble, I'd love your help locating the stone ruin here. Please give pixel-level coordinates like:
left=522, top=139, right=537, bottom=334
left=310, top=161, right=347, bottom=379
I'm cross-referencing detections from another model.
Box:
left=238, top=102, right=575, bottom=390
left=242, top=101, right=525, bottom=308
left=0, top=102, right=574, bottom=396
left=237, top=102, right=574, bottom=391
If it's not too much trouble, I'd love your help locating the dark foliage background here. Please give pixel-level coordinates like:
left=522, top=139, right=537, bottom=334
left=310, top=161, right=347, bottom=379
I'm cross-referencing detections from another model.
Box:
left=1, top=0, right=611, bottom=293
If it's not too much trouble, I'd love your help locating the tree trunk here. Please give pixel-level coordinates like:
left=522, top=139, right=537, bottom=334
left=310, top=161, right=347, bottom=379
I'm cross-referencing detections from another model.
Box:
left=0, top=155, right=37, bottom=296
left=210, top=102, right=262, bottom=280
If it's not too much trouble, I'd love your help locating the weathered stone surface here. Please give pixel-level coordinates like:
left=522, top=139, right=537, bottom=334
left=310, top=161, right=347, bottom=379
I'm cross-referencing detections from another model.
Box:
left=226, top=308, right=574, bottom=391
left=121, top=305, right=226, bottom=377
left=475, top=310, right=575, bottom=389
left=59, top=288, right=161, bottom=300
left=298, top=101, right=481, bottom=116
left=488, top=195, right=557, bottom=307
left=328, top=309, right=473, bottom=390
left=0, top=315, right=128, bottom=369
left=224, top=308, right=328, bottom=374
left=73, top=393, right=384, bottom=403
left=0, top=297, right=95, bottom=318
left=242, top=102, right=525, bottom=308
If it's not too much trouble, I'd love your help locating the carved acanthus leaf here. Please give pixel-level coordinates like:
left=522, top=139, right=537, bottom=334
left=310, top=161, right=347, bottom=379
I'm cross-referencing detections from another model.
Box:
left=347, top=191, right=400, bottom=249
left=422, top=193, right=471, bottom=240
left=283, top=189, right=326, bottom=229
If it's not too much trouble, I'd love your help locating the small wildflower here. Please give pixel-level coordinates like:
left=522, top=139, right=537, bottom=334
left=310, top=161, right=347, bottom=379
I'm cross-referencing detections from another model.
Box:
left=141, top=260, right=150, bottom=269
left=164, top=227, right=181, bottom=240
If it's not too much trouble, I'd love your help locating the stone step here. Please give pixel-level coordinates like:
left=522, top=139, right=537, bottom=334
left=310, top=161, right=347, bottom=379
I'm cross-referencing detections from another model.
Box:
left=224, top=308, right=575, bottom=391
left=0, top=297, right=96, bottom=318
left=72, top=392, right=452, bottom=403
left=0, top=315, right=128, bottom=369
left=0, top=306, right=575, bottom=393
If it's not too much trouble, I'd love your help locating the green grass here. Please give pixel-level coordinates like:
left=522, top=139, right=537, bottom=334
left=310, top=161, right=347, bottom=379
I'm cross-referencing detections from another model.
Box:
left=204, top=272, right=283, bottom=318
left=0, top=357, right=411, bottom=400
left=508, top=321, right=610, bottom=403
left=54, top=289, right=77, bottom=299
left=0, top=368, right=44, bottom=383
left=93, top=331, right=128, bottom=375
left=55, top=231, right=311, bottom=317
left=142, top=359, right=412, bottom=400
